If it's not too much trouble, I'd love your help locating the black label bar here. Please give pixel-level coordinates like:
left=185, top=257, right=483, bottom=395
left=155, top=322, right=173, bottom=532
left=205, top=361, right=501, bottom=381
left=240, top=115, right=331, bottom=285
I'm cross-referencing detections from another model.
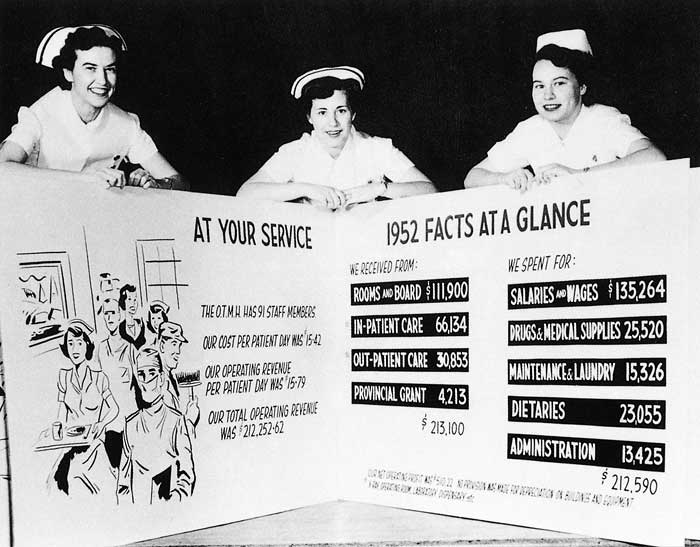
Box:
left=508, top=275, right=667, bottom=309
left=508, top=397, right=665, bottom=429
left=351, top=276, right=470, bottom=305
left=352, top=348, right=469, bottom=372
left=507, top=434, right=665, bottom=472
left=352, top=382, right=468, bottom=409
left=352, top=312, right=469, bottom=338
left=508, top=316, right=666, bottom=345
left=508, top=358, right=666, bottom=386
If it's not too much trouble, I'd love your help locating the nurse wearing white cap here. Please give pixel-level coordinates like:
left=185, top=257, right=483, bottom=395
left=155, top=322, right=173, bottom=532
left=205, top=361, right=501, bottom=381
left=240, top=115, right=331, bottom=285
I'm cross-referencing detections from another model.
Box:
left=0, top=25, right=187, bottom=190
left=464, top=29, right=665, bottom=191
left=238, top=66, right=435, bottom=209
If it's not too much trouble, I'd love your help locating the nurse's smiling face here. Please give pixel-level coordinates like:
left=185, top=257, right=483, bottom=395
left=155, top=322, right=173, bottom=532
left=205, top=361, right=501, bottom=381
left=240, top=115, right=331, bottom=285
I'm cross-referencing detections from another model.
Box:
left=532, top=59, right=585, bottom=127
left=307, top=90, right=355, bottom=152
left=64, top=46, right=117, bottom=120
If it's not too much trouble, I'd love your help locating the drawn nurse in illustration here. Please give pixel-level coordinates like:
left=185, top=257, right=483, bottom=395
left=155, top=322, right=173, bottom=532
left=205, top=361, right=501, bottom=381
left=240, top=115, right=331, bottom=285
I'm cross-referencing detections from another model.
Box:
left=144, top=299, right=169, bottom=347
left=51, top=319, right=118, bottom=496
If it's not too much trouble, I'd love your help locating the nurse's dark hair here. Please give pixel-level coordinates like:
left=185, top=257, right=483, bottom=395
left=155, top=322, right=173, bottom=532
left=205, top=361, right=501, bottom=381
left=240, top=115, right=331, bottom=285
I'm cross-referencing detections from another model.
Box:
left=118, top=284, right=137, bottom=310
left=59, top=324, right=95, bottom=361
left=301, top=77, right=361, bottom=115
left=147, top=304, right=169, bottom=335
left=535, top=44, right=593, bottom=87
left=52, top=26, right=123, bottom=90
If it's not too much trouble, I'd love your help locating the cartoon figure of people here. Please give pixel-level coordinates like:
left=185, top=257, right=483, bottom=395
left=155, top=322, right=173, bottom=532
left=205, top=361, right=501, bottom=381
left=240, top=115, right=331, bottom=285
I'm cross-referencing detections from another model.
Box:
left=96, top=297, right=137, bottom=470
left=157, top=322, right=199, bottom=435
left=118, top=284, right=146, bottom=350
left=51, top=319, right=117, bottom=496
left=118, top=348, right=195, bottom=503
left=144, top=300, right=169, bottom=347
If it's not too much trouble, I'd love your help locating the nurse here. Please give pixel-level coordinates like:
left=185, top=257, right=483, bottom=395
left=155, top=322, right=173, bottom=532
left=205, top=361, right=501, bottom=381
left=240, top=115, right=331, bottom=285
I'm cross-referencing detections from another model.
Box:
left=144, top=299, right=169, bottom=347
left=238, top=66, right=435, bottom=209
left=52, top=319, right=117, bottom=495
left=464, top=29, right=666, bottom=191
left=0, top=25, right=187, bottom=190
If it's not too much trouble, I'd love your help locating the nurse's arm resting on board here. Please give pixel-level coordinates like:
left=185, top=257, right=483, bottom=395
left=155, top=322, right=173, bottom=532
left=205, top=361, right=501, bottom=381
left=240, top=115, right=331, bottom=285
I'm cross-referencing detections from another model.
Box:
left=238, top=65, right=435, bottom=209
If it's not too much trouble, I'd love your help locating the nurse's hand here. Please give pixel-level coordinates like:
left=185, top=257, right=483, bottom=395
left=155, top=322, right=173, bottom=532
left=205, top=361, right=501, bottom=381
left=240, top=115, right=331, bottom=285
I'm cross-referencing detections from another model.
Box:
left=83, top=166, right=127, bottom=188
left=534, top=164, right=578, bottom=185
left=92, top=421, right=106, bottom=441
left=127, top=168, right=156, bottom=188
left=501, top=168, right=534, bottom=193
left=303, top=183, right=347, bottom=210
left=343, top=182, right=386, bottom=206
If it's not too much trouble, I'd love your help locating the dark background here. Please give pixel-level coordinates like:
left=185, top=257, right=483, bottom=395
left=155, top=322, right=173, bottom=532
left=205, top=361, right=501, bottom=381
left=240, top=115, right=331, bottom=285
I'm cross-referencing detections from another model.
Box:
left=1, top=0, right=698, bottom=195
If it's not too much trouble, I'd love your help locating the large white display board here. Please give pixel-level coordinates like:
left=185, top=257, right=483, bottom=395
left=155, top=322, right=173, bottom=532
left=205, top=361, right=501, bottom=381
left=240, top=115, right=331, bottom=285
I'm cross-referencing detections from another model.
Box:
left=0, top=160, right=694, bottom=546
left=0, top=181, right=340, bottom=546
left=339, top=160, right=690, bottom=546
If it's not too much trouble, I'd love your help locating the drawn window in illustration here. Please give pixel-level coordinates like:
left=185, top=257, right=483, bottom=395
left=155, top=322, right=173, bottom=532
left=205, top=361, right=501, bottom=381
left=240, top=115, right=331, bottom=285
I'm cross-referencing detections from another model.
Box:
left=135, top=239, right=188, bottom=309
left=19, top=252, right=76, bottom=348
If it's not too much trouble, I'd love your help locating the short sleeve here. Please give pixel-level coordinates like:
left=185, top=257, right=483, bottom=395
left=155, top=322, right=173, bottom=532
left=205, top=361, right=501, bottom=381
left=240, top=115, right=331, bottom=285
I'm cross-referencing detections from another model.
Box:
left=5, top=106, right=42, bottom=157
left=375, top=138, right=415, bottom=182
left=97, top=371, right=113, bottom=400
left=257, top=142, right=301, bottom=183
left=598, top=107, right=647, bottom=158
left=125, top=113, right=159, bottom=166
left=487, top=122, right=532, bottom=172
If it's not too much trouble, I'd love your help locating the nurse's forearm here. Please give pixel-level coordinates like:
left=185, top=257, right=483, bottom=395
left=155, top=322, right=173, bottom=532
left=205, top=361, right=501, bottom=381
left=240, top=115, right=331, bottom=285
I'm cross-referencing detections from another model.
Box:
left=0, top=160, right=138, bottom=188
left=56, top=403, right=66, bottom=423
left=102, top=395, right=119, bottom=427
left=590, top=143, right=666, bottom=172
left=464, top=167, right=507, bottom=188
left=0, top=161, right=96, bottom=185
left=236, top=181, right=316, bottom=202
left=385, top=180, right=436, bottom=198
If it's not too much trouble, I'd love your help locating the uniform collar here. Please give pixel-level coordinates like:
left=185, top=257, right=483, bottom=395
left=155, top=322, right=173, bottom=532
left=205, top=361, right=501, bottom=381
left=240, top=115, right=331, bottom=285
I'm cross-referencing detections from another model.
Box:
left=57, top=87, right=108, bottom=131
left=64, top=361, right=100, bottom=390
left=539, top=104, right=589, bottom=143
left=309, top=125, right=357, bottom=159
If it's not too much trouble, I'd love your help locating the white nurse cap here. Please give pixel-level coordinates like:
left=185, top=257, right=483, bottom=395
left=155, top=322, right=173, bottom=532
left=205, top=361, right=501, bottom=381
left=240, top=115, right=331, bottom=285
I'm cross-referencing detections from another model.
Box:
left=291, top=66, right=365, bottom=99
left=536, top=29, right=593, bottom=55
left=149, top=299, right=170, bottom=314
left=65, top=317, right=94, bottom=335
left=36, top=25, right=128, bottom=68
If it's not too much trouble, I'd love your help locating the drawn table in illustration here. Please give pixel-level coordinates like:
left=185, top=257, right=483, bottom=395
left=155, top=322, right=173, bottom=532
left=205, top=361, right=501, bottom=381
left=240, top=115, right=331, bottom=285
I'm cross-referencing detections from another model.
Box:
left=34, top=424, right=95, bottom=452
